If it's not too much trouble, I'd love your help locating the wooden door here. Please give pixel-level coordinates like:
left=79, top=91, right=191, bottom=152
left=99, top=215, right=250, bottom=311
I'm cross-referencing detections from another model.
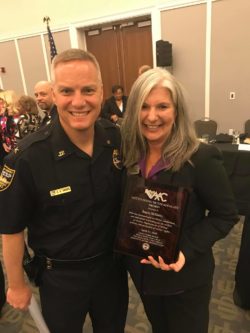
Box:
left=119, top=23, right=153, bottom=95
left=85, top=28, right=120, bottom=100
left=85, top=19, right=153, bottom=100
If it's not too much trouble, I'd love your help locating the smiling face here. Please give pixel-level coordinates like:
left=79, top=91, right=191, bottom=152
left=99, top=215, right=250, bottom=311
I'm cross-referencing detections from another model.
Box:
left=140, top=86, right=176, bottom=149
left=52, top=60, right=103, bottom=138
left=113, top=88, right=123, bottom=101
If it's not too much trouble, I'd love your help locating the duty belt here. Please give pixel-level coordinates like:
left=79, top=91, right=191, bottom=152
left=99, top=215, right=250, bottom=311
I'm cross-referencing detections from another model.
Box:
left=37, top=252, right=111, bottom=270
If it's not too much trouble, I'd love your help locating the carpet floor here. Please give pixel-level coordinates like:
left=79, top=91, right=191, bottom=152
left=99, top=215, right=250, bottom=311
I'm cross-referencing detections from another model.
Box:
left=0, top=217, right=249, bottom=333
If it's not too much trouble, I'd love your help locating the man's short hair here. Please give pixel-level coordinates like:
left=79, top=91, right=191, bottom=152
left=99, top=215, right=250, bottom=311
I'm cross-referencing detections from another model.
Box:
left=51, top=48, right=102, bottom=82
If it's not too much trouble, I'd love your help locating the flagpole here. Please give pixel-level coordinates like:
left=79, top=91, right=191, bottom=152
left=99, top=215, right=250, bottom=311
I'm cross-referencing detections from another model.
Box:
left=43, top=16, right=58, bottom=62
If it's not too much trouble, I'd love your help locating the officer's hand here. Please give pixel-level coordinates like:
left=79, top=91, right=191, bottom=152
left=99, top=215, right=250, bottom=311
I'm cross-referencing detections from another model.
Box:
left=7, top=284, right=32, bottom=310
left=140, top=251, right=185, bottom=272
left=2, top=143, right=11, bottom=153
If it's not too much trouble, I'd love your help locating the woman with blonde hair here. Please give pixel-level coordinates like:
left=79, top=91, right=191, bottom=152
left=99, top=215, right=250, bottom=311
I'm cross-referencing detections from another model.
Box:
left=120, top=68, right=238, bottom=333
left=0, top=90, right=18, bottom=154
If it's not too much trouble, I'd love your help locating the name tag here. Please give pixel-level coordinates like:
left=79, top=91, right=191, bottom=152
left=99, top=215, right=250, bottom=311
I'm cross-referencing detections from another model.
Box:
left=50, top=186, right=71, bottom=197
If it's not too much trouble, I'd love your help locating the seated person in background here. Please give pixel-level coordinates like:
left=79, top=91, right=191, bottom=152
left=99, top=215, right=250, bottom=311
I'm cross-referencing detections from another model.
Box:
left=15, top=95, right=41, bottom=140
left=101, top=85, right=127, bottom=125
left=138, top=64, right=151, bottom=76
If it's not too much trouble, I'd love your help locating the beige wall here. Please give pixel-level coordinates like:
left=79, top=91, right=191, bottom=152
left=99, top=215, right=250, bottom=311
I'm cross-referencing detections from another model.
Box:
left=0, top=0, right=249, bottom=133
left=0, top=0, right=167, bottom=38
left=161, top=0, right=250, bottom=133
left=210, top=0, right=250, bottom=133
left=0, top=41, right=24, bottom=93
left=0, top=30, right=71, bottom=96
left=18, top=36, right=48, bottom=94
left=161, top=4, right=206, bottom=123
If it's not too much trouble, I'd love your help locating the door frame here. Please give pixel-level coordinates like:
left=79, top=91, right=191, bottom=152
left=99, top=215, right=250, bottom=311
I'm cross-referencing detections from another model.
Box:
left=73, top=7, right=161, bottom=68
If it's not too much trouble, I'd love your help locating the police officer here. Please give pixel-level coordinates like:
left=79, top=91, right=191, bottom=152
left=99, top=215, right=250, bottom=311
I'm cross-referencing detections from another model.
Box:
left=0, top=49, right=128, bottom=333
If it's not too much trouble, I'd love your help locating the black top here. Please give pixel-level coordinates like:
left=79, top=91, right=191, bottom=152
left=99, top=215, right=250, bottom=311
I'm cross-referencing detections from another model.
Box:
left=50, top=105, right=58, bottom=120
left=125, top=143, right=239, bottom=294
left=15, top=113, right=41, bottom=139
left=0, top=117, right=122, bottom=259
left=101, top=96, right=128, bottom=121
left=39, top=105, right=58, bottom=128
left=215, top=143, right=250, bottom=215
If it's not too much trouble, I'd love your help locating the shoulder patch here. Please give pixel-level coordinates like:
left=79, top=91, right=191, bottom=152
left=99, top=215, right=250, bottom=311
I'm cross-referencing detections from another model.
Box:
left=0, top=165, right=15, bottom=191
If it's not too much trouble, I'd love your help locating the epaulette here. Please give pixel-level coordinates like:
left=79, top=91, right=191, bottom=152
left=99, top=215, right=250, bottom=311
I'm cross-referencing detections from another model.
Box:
left=97, top=118, right=117, bottom=129
left=7, top=123, right=53, bottom=161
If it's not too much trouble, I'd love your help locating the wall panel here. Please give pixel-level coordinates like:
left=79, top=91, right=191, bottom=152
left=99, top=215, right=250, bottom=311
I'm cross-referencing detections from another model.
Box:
left=0, top=41, right=24, bottom=94
left=210, top=0, right=250, bottom=133
left=161, top=4, right=206, bottom=122
left=18, top=36, right=47, bottom=96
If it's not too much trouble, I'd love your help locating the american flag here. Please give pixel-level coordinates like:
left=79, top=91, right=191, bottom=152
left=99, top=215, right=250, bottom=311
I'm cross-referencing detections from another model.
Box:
left=47, top=24, right=57, bottom=61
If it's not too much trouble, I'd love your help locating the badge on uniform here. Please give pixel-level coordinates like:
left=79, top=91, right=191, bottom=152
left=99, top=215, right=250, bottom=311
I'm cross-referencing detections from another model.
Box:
left=0, top=164, right=16, bottom=191
left=112, top=149, right=122, bottom=170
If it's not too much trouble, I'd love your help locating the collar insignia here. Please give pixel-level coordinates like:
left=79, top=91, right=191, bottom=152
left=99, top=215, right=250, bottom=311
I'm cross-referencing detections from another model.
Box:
left=0, top=165, right=16, bottom=191
left=50, top=186, right=71, bottom=197
left=112, top=149, right=122, bottom=170
left=58, top=150, right=66, bottom=157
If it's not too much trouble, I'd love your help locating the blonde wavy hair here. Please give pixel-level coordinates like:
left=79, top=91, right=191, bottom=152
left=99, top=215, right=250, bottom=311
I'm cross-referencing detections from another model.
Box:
left=0, top=90, right=19, bottom=115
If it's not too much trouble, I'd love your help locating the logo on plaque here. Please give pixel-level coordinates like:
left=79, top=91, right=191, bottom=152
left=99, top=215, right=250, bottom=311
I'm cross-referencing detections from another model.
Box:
left=145, top=188, right=168, bottom=202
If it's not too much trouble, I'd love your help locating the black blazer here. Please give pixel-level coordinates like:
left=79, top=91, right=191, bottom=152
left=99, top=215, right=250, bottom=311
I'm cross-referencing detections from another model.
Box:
left=124, top=143, right=239, bottom=295
left=101, top=96, right=128, bottom=121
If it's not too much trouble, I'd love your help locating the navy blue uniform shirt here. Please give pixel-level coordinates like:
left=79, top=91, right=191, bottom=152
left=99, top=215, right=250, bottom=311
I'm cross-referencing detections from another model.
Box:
left=0, top=117, right=122, bottom=259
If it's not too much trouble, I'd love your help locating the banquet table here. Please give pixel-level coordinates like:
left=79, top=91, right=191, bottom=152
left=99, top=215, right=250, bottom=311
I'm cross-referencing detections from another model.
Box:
left=214, top=143, right=250, bottom=216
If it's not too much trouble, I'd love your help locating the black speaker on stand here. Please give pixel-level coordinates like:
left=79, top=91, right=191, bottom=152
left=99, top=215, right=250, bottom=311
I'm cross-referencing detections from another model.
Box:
left=156, top=40, right=172, bottom=68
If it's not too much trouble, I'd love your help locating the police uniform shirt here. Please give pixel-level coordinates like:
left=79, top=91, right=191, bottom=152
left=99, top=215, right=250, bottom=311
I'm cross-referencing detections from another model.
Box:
left=0, top=117, right=122, bottom=259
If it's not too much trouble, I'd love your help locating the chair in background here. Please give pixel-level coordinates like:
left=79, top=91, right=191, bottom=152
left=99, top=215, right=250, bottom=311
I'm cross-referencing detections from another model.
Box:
left=194, top=118, right=218, bottom=140
left=244, top=119, right=250, bottom=137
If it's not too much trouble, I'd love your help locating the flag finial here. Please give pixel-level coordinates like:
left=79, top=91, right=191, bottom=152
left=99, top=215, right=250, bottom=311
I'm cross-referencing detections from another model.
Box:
left=43, top=16, right=50, bottom=26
